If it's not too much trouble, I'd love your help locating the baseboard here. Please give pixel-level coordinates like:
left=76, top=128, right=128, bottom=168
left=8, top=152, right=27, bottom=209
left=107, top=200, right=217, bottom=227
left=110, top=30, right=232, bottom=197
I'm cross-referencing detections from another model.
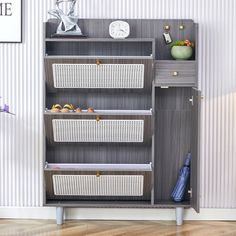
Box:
left=0, top=207, right=236, bottom=221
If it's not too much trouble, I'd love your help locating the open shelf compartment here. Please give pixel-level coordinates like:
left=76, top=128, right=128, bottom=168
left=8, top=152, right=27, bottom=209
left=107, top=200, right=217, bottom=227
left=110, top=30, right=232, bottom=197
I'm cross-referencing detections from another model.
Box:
left=45, top=38, right=155, bottom=57
left=153, top=87, right=199, bottom=208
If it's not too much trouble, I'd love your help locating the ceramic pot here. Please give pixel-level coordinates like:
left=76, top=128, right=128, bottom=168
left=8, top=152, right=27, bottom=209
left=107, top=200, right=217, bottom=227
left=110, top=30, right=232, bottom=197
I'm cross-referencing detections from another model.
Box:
left=171, top=46, right=193, bottom=60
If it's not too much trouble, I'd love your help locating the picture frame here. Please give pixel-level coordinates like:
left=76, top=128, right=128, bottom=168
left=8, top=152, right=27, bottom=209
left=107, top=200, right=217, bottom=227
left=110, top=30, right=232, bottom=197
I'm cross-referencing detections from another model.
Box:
left=0, top=0, right=22, bottom=43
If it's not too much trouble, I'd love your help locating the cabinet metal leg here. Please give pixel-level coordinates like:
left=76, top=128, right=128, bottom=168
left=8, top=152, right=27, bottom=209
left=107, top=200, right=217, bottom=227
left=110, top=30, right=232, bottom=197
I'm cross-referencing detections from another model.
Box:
left=56, top=207, right=64, bottom=225
left=175, top=207, right=184, bottom=226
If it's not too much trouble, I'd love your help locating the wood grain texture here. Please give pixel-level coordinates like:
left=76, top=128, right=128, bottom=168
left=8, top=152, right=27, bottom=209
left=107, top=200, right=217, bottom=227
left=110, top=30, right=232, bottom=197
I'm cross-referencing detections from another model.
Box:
left=154, top=60, right=197, bottom=87
left=46, top=143, right=151, bottom=165
left=1, top=220, right=236, bottom=236
left=154, top=87, right=192, bottom=202
left=44, top=200, right=190, bottom=208
left=43, top=19, right=198, bottom=209
left=46, top=91, right=152, bottom=110
left=46, top=41, right=154, bottom=57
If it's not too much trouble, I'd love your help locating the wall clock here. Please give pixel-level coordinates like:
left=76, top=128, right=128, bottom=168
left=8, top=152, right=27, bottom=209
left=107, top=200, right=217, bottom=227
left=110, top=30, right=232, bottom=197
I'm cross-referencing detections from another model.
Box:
left=109, top=20, right=130, bottom=39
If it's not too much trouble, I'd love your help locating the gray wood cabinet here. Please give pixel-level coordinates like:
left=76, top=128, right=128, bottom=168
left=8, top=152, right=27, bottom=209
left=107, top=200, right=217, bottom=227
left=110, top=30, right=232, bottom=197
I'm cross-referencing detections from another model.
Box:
left=43, top=19, right=200, bottom=225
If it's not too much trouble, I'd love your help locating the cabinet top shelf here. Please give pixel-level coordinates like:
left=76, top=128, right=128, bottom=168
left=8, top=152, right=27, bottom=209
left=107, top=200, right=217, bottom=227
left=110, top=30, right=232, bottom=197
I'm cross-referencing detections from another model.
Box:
left=45, top=38, right=155, bottom=43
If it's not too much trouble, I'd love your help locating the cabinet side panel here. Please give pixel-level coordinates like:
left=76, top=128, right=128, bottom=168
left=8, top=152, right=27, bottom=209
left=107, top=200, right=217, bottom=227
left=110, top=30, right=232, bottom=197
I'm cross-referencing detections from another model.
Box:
left=190, top=89, right=201, bottom=212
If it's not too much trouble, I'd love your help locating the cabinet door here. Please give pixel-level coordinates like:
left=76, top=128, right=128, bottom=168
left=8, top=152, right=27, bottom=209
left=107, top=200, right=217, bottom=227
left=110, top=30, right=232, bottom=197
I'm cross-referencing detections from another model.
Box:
left=190, top=88, right=201, bottom=212
left=44, top=58, right=153, bottom=90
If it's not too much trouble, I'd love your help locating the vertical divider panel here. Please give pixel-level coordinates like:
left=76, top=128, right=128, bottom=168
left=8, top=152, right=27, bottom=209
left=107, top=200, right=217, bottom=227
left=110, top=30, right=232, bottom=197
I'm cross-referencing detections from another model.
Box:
left=151, top=83, right=155, bottom=205
left=190, top=89, right=201, bottom=213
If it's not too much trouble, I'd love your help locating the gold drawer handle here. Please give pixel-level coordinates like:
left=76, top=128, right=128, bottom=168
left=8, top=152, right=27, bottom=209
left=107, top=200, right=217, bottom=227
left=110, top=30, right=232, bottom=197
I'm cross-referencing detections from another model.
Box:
left=96, top=116, right=101, bottom=122
left=164, top=25, right=170, bottom=31
left=96, top=172, right=101, bottom=177
left=172, top=71, right=179, bottom=76
left=96, top=59, right=102, bottom=65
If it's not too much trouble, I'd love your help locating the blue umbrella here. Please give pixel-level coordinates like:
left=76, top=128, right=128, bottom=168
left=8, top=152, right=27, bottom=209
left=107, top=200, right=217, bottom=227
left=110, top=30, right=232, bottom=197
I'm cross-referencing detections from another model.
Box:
left=171, top=152, right=191, bottom=202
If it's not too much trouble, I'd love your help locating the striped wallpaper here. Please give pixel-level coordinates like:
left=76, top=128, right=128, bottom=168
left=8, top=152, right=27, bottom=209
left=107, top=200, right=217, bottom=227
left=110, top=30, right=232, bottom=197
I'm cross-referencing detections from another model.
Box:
left=0, top=0, right=236, bottom=208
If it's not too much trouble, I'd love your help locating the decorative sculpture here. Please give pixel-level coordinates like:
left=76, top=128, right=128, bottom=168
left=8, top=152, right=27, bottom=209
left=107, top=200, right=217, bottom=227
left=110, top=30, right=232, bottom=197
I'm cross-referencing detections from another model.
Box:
left=48, top=0, right=83, bottom=36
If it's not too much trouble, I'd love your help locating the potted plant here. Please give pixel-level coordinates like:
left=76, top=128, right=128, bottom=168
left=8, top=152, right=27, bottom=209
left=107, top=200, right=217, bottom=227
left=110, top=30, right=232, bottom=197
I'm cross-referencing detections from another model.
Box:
left=170, top=40, right=194, bottom=60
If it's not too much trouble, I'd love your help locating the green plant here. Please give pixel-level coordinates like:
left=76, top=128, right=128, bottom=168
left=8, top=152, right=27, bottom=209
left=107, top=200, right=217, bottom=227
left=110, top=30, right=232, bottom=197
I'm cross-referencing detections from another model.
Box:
left=170, top=40, right=194, bottom=48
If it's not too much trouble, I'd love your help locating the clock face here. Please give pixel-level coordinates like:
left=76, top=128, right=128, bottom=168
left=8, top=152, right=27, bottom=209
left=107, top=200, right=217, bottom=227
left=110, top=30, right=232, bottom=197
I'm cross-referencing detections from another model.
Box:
left=109, top=21, right=130, bottom=39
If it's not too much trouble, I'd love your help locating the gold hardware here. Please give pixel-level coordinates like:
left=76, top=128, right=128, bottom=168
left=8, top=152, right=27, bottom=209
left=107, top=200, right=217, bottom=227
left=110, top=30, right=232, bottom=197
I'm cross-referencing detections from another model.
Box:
left=189, top=96, right=194, bottom=106
left=188, top=189, right=193, bottom=198
left=96, top=59, right=102, bottom=65
left=96, top=172, right=101, bottom=177
left=172, top=71, right=178, bottom=76
left=179, top=25, right=184, bottom=30
left=164, top=25, right=170, bottom=31
left=96, top=116, right=101, bottom=122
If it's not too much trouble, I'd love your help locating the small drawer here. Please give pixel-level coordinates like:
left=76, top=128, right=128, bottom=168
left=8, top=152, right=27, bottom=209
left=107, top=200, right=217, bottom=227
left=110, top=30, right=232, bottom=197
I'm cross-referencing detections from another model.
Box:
left=154, top=61, right=196, bottom=86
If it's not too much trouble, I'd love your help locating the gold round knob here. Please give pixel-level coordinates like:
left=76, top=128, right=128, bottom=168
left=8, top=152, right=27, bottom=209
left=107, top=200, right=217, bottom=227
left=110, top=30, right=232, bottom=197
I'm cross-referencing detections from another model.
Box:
left=96, top=59, right=101, bottom=65
left=96, top=172, right=101, bottom=177
left=96, top=116, right=101, bottom=122
left=164, top=25, right=170, bottom=31
left=172, top=71, right=179, bottom=76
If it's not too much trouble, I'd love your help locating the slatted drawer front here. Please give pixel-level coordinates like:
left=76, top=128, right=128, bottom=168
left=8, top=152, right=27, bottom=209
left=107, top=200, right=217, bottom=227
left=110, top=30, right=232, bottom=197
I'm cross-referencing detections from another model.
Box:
left=52, top=119, right=144, bottom=143
left=53, top=175, right=144, bottom=196
left=52, top=64, right=144, bottom=88
left=155, top=61, right=196, bottom=85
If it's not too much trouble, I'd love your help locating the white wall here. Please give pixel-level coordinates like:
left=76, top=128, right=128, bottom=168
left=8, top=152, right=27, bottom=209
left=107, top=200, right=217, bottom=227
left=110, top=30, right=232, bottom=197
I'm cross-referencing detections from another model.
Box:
left=0, top=0, right=236, bottom=212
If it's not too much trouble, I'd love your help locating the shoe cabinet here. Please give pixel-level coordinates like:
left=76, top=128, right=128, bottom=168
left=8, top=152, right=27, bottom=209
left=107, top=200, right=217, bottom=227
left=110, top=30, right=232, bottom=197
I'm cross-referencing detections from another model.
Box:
left=43, top=19, right=200, bottom=225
